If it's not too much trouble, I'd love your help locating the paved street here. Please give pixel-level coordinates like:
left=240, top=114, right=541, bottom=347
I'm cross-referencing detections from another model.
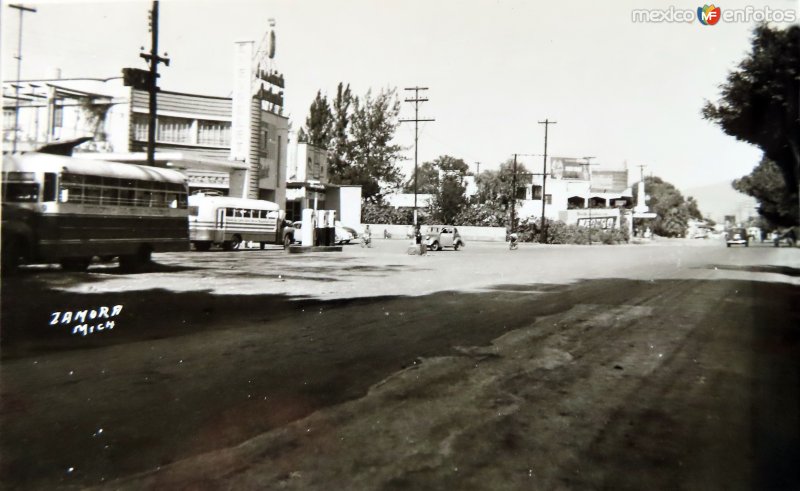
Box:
left=1, top=239, right=798, bottom=489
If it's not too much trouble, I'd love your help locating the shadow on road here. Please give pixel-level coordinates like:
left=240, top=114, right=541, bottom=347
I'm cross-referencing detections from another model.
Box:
left=1, top=276, right=798, bottom=490
left=706, top=264, right=800, bottom=277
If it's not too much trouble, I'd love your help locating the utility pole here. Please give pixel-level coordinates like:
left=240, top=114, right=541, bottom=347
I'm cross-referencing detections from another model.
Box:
left=511, top=154, right=518, bottom=232
left=538, top=119, right=556, bottom=243
left=140, top=1, right=170, bottom=166
left=399, top=87, right=434, bottom=226
left=9, top=3, right=37, bottom=154
left=474, top=162, right=482, bottom=203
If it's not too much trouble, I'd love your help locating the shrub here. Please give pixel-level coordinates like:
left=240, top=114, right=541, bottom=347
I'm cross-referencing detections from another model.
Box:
left=516, top=218, right=629, bottom=245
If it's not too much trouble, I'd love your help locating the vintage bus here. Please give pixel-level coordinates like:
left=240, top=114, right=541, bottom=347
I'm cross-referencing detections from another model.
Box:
left=1, top=152, right=189, bottom=272
left=188, top=194, right=293, bottom=251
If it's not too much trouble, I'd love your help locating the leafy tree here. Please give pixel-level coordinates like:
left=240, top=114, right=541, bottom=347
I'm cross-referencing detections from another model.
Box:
left=429, top=173, right=468, bottom=224
left=474, top=158, right=529, bottom=205
left=703, top=24, right=800, bottom=219
left=455, top=199, right=508, bottom=227
left=685, top=196, right=703, bottom=220
left=636, top=176, right=695, bottom=237
left=404, top=161, right=438, bottom=194
left=733, top=157, right=798, bottom=227
left=340, top=88, right=405, bottom=201
left=296, top=127, right=308, bottom=143
left=302, top=91, right=333, bottom=148
left=403, top=155, right=470, bottom=194
left=327, top=83, right=354, bottom=184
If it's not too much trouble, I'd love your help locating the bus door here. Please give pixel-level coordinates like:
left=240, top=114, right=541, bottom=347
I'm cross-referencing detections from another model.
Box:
left=215, top=207, right=226, bottom=243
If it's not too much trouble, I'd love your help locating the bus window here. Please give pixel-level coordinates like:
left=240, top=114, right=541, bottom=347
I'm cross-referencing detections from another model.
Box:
left=150, top=192, right=166, bottom=207
left=84, top=186, right=101, bottom=205
left=120, top=189, right=135, bottom=206
left=101, top=187, right=120, bottom=206
left=43, top=173, right=57, bottom=202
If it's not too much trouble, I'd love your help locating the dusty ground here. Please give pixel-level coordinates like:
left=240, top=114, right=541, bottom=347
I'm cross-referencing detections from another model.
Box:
left=1, top=239, right=798, bottom=490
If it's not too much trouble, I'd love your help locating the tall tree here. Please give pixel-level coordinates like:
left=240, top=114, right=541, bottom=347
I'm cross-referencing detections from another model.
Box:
left=733, top=157, right=798, bottom=227
left=403, top=155, right=470, bottom=193
left=341, top=88, right=405, bottom=201
left=637, top=176, right=695, bottom=237
left=474, top=158, right=529, bottom=205
left=302, top=91, right=333, bottom=148
left=703, top=24, right=800, bottom=221
left=403, top=161, right=438, bottom=194
left=327, top=83, right=354, bottom=184
left=429, top=173, right=468, bottom=224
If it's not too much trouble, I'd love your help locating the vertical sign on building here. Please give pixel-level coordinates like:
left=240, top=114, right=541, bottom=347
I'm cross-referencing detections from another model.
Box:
left=230, top=41, right=254, bottom=198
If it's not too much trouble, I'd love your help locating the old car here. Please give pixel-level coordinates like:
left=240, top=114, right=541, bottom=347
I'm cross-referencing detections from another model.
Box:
left=424, top=225, right=465, bottom=251
left=335, top=222, right=358, bottom=245
left=725, top=227, right=749, bottom=247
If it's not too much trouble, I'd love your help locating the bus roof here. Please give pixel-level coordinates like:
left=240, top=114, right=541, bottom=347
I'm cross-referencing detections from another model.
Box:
left=2, top=152, right=187, bottom=184
left=188, top=194, right=280, bottom=210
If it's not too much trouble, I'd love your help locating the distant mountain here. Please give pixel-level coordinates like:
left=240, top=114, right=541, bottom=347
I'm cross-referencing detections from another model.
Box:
left=681, top=181, right=758, bottom=223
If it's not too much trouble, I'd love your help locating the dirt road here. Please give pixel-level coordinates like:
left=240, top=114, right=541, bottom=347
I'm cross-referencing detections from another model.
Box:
left=1, top=240, right=798, bottom=489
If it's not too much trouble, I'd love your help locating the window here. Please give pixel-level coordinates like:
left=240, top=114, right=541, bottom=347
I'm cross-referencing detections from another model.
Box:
left=132, top=113, right=149, bottom=141
left=198, top=120, right=231, bottom=146
left=545, top=194, right=552, bottom=205
left=57, top=173, right=186, bottom=208
left=3, top=109, right=14, bottom=131
left=53, top=105, right=63, bottom=129
left=157, top=116, right=192, bottom=144
left=3, top=183, right=39, bottom=202
left=532, top=185, right=543, bottom=200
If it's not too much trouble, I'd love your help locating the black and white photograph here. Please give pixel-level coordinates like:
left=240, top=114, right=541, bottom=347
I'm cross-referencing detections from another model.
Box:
left=1, top=0, right=799, bottom=489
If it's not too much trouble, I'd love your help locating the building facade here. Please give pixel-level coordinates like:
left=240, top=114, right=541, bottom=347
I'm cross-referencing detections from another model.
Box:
left=516, top=157, right=634, bottom=230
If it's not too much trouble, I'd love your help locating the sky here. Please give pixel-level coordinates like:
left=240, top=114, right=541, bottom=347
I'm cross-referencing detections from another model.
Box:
left=2, top=0, right=799, bottom=196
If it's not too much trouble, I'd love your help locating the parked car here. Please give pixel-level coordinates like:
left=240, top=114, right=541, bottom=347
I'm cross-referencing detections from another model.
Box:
left=424, top=225, right=465, bottom=251
left=335, top=222, right=358, bottom=245
left=725, top=227, right=749, bottom=247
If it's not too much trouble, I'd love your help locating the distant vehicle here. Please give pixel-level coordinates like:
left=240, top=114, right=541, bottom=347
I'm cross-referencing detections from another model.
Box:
left=2, top=152, right=189, bottom=273
left=424, top=225, right=465, bottom=251
left=335, top=222, right=358, bottom=244
left=725, top=227, right=749, bottom=247
left=188, top=194, right=292, bottom=250
left=693, top=229, right=709, bottom=239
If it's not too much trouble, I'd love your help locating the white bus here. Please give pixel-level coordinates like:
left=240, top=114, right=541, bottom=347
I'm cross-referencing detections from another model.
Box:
left=2, top=152, right=189, bottom=272
left=188, top=194, right=293, bottom=251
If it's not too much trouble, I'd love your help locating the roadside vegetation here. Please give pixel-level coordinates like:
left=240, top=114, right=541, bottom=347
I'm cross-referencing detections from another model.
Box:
left=704, top=24, right=799, bottom=233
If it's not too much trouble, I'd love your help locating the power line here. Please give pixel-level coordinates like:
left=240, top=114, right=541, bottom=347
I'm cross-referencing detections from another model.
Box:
left=399, top=87, right=435, bottom=226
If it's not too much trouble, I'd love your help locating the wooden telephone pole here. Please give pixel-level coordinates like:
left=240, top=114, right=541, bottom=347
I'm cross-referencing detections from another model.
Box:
left=400, top=87, right=435, bottom=226
left=140, top=1, right=170, bottom=166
